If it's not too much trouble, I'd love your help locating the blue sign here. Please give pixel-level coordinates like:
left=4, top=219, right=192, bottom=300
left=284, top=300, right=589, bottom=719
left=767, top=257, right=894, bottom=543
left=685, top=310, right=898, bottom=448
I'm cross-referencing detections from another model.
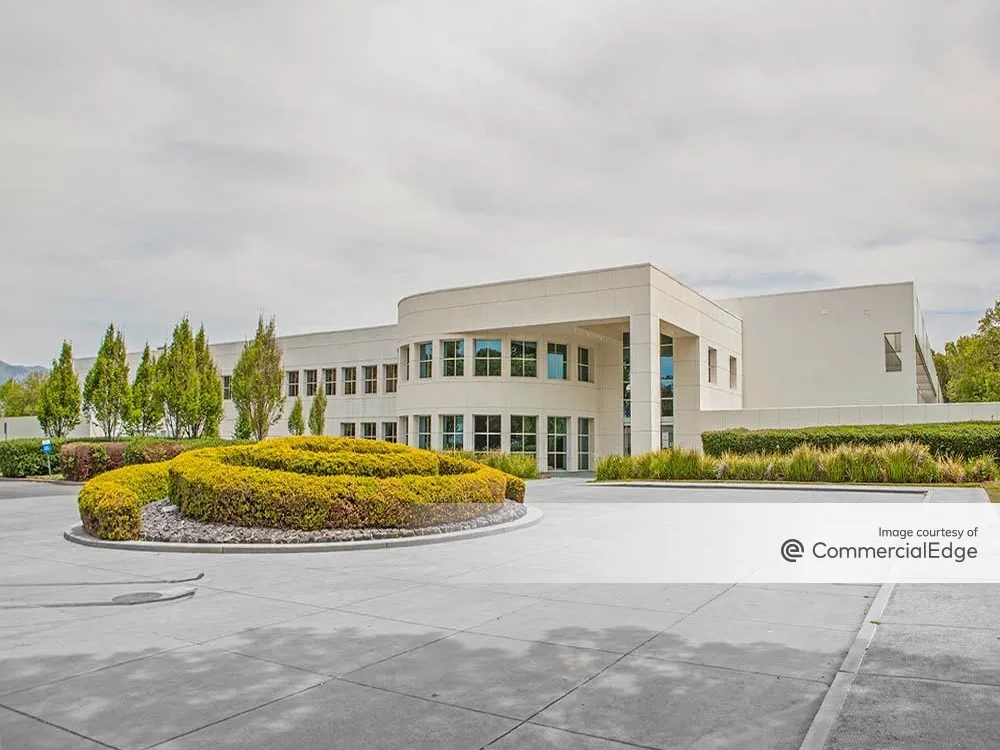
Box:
left=41, top=439, right=52, bottom=454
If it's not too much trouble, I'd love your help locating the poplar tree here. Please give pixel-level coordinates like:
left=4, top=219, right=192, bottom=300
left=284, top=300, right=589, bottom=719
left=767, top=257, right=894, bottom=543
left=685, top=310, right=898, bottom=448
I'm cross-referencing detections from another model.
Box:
left=231, top=315, right=285, bottom=442
left=287, top=397, right=305, bottom=435
left=127, top=343, right=163, bottom=435
left=158, top=317, right=199, bottom=439
left=37, top=341, right=81, bottom=438
left=308, top=388, right=327, bottom=435
left=83, top=323, right=130, bottom=438
left=193, top=325, right=223, bottom=437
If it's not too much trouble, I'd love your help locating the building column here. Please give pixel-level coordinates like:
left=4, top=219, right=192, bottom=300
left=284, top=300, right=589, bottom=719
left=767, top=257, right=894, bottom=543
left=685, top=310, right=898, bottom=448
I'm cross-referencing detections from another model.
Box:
left=629, top=314, right=660, bottom=455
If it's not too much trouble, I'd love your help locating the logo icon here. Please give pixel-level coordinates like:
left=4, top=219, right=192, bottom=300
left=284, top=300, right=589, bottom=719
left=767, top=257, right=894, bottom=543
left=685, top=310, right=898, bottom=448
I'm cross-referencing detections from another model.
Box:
left=781, top=539, right=804, bottom=563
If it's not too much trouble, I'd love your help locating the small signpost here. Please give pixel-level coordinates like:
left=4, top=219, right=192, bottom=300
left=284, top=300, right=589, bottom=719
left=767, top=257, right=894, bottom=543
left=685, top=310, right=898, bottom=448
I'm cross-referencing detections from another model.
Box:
left=41, top=438, right=52, bottom=475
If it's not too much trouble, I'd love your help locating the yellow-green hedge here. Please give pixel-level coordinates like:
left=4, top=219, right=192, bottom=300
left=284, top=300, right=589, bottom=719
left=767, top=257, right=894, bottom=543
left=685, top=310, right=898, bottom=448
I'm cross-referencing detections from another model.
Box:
left=78, top=463, right=170, bottom=540
left=166, top=438, right=517, bottom=531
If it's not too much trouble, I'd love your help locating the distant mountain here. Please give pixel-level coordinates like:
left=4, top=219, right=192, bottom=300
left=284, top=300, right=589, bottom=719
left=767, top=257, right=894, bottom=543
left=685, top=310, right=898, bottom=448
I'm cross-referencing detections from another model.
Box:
left=0, top=360, right=47, bottom=383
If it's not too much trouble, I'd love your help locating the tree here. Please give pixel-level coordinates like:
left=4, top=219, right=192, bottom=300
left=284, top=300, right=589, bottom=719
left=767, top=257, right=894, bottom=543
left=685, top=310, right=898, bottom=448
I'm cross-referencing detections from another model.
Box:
left=231, top=315, right=285, bottom=442
left=287, top=397, right=305, bottom=435
left=82, top=323, right=131, bottom=438
left=308, top=388, right=327, bottom=435
left=193, top=325, right=223, bottom=438
left=934, top=300, right=1000, bottom=403
left=37, top=341, right=81, bottom=438
left=233, top=408, right=253, bottom=440
left=0, top=372, right=46, bottom=417
left=157, top=317, right=200, bottom=439
left=126, top=343, right=163, bottom=435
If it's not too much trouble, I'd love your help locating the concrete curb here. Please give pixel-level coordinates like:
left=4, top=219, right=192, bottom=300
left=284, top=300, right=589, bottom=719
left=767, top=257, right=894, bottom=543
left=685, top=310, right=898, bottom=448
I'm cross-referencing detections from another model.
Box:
left=602, top=481, right=927, bottom=495
left=797, top=580, right=896, bottom=750
left=63, top=506, right=543, bottom=554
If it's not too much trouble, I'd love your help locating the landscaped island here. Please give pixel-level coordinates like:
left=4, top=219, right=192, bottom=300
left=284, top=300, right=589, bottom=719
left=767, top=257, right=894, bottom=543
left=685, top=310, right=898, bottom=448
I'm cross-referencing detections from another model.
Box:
left=77, top=437, right=525, bottom=541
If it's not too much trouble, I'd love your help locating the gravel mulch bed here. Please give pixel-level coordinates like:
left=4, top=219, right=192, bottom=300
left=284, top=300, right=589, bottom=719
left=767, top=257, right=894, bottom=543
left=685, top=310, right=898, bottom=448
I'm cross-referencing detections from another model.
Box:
left=140, top=499, right=527, bottom=544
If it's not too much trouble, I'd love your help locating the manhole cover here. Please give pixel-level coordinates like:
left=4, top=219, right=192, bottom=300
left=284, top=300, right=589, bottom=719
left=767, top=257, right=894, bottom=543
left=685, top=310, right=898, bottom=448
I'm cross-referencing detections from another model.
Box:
left=112, top=591, right=164, bottom=604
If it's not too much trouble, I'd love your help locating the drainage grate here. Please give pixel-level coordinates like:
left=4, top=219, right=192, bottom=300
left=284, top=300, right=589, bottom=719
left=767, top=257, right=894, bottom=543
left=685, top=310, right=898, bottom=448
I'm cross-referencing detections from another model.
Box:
left=111, top=591, right=164, bottom=605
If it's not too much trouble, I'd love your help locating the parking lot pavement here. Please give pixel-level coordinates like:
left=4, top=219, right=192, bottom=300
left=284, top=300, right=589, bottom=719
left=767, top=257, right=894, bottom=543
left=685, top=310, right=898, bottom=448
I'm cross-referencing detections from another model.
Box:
left=0, top=478, right=986, bottom=750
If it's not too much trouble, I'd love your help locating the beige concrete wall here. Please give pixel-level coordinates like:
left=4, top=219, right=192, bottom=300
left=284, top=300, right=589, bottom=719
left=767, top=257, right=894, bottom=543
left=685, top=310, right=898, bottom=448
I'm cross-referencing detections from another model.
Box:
left=1, top=415, right=91, bottom=441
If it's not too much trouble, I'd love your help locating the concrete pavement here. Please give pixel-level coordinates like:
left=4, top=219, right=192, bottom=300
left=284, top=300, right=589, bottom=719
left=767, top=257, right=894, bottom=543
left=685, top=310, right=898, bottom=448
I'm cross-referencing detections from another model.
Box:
left=0, top=477, right=992, bottom=749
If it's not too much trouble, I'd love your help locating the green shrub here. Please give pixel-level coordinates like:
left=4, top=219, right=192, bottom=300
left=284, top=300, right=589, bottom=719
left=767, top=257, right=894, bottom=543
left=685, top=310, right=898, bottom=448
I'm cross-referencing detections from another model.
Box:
left=595, top=454, right=632, bottom=481
left=78, top=463, right=169, bottom=540
left=167, top=438, right=515, bottom=531
left=443, top=450, right=540, bottom=479
left=0, top=438, right=67, bottom=477
left=703, top=422, right=1000, bottom=460
left=966, top=455, right=999, bottom=483
left=60, top=442, right=127, bottom=481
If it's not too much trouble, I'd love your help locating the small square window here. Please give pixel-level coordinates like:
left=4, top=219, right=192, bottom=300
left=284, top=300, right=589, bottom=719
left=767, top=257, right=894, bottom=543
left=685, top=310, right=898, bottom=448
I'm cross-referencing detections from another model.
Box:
left=441, top=415, right=464, bottom=450
left=547, top=343, right=568, bottom=380
left=511, top=340, right=537, bottom=377
left=382, top=421, right=397, bottom=443
left=473, top=414, right=501, bottom=452
left=474, top=339, right=502, bottom=376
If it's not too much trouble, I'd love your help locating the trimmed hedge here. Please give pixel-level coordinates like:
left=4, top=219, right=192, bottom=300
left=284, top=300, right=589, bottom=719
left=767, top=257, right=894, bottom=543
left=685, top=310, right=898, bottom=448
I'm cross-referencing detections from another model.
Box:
left=702, top=422, right=1000, bottom=460
left=61, top=442, right=127, bottom=482
left=597, top=443, right=1000, bottom=484
left=166, top=438, right=517, bottom=531
left=0, top=438, right=67, bottom=478
left=78, top=463, right=170, bottom=540
left=445, top=450, right=541, bottom=480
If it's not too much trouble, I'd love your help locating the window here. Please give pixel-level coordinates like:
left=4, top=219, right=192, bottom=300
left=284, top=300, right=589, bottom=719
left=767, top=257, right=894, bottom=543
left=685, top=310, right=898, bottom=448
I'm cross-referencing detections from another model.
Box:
left=547, top=416, right=568, bottom=470
left=510, top=415, right=537, bottom=456
left=222, top=375, right=231, bottom=400
left=623, top=424, right=631, bottom=457
left=341, top=422, right=356, bottom=437
left=473, top=339, right=502, bottom=376
left=305, top=369, right=317, bottom=397
left=511, top=340, right=537, bottom=377
left=729, top=356, right=738, bottom=389
left=885, top=332, right=902, bottom=372
left=578, top=417, right=592, bottom=471
left=577, top=347, right=591, bottom=382
left=384, top=364, right=398, bottom=393
left=418, top=342, right=433, bottom=378
left=547, top=343, right=568, bottom=379
left=623, top=332, right=631, bottom=420
left=660, top=334, right=674, bottom=418
left=323, top=368, right=336, bottom=396
left=441, top=415, right=463, bottom=450
left=661, top=423, right=674, bottom=450
left=287, top=370, right=299, bottom=397
left=400, top=346, right=410, bottom=381
left=399, top=416, right=409, bottom=446
left=343, top=367, right=357, bottom=395
left=363, top=365, right=377, bottom=394
left=473, top=415, right=501, bottom=452
left=416, top=415, right=431, bottom=450
left=708, top=347, right=717, bottom=384
left=361, top=422, right=377, bottom=440
left=442, top=339, right=464, bottom=377
left=383, top=421, right=397, bottom=443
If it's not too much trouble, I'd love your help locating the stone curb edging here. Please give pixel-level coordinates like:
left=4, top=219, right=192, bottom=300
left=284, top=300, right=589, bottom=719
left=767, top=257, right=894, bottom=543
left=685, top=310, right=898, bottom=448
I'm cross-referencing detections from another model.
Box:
left=63, top=506, right=543, bottom=554
left=601, top=481, right=927, bottom=494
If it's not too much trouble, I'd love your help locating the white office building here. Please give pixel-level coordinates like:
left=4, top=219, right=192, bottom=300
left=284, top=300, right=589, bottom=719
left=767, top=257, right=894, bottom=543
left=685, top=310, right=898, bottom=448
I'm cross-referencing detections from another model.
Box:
left=70, top=263, right=960, bottom=470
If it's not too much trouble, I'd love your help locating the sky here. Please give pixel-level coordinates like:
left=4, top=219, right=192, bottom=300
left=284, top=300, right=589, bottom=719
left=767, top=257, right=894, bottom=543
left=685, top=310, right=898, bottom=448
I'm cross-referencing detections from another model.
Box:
left=2, top=1, right=998, bottom=365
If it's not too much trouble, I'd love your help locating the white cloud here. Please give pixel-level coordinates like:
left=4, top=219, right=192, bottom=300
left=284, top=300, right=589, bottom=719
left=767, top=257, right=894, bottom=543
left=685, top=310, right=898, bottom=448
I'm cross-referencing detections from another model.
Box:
left=2, top=0, right=998, bottom=363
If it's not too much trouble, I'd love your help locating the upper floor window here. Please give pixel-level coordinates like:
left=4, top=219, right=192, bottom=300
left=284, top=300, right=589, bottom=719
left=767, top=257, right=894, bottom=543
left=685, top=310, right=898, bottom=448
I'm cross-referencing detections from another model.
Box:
left=323, top=368, right=336, bottom=396
left=400, top=345, right=410, bottom=381
left=474, top=339, right=502, bottom=376
left=287, top=370, right=299, bottom=397
left=384, top=363, right=398, bottom=393
left=222, top=375, right=231, bottom=400
left=343, top=366, right=357, bottom=395
left=304, top=369, right=317, bottom=397
left=707, top=347, right=717, bottom=384
left=418, top=342, right=432, bottom=378
left=577, top=347, right=591, bottom=382
left=547, top=343, right=568, bottom=380
left=442, top=339, right=465, bottom=376
left=885, top=332, right=902, bottom=372
left=511, top=340, right=537, bottom=377
left=729, top=356, right=738, bottom=389
left=363, top=365, right=377, bottom=394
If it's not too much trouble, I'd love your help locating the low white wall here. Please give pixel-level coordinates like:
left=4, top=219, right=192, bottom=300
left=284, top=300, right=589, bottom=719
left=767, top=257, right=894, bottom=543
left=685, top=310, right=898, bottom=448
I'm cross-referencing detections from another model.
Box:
left=1, top=416, right=92, bottom=441
left=692, top=402, right=1000, bottom=444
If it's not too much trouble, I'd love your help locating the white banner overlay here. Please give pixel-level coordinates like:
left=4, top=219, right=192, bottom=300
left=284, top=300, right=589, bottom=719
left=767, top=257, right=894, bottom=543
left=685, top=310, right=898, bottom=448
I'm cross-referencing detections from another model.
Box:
left=484, top=503, right=1000, bottom=583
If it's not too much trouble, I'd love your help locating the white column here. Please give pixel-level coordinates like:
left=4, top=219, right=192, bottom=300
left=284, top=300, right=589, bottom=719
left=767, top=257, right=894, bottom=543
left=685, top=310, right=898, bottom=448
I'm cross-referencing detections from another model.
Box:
left=629, top=314, right=660, bottom=455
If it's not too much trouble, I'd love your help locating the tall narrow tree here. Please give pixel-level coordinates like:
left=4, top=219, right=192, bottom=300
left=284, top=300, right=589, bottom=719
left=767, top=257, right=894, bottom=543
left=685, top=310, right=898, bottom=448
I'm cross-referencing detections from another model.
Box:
left=193, top=324, right=223, bottom=438
left=308, top=387, right=327, bottom=435
left=231, top=315, right=285, bottom=442
left=37, top=341, right=81, bottom=438
left=157, top=317, right=200, bottom=439
left=287, top=397, right=305, bottom=436
left=126, top=343, right=163, bottom=435
left=82, top=323, right=131, bottom=438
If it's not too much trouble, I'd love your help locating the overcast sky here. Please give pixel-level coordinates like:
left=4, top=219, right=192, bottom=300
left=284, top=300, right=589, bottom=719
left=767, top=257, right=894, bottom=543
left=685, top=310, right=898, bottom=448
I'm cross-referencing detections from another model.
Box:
left=2, top=1, right=998, bottom=364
